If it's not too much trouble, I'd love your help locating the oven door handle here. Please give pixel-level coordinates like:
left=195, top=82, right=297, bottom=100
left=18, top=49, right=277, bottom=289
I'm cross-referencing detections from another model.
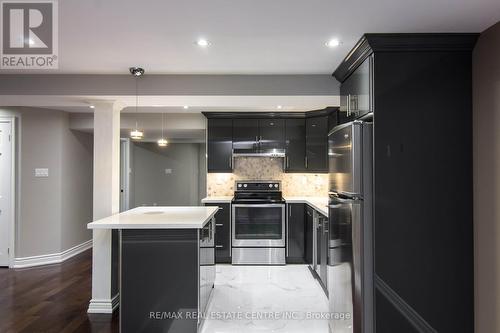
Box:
left=232, top=204, right=285, bottom=208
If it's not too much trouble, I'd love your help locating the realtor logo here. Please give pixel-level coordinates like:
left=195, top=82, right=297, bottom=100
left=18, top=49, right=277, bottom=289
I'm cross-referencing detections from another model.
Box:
left=1, top=0, right=58, bottom=69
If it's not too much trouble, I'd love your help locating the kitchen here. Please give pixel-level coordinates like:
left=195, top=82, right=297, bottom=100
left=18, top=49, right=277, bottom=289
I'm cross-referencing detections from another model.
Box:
left=86, top=33, right=475, bottom=333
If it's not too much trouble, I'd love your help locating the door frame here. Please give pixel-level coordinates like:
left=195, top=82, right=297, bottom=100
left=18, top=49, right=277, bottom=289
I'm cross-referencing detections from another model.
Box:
left=0, top=117, right=16, bottom=267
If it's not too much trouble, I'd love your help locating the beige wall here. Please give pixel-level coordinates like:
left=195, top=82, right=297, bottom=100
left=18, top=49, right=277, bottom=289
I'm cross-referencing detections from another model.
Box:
left=61, top=121, right=93, bottom=251
left=207, top=157, right=329, bottom=197
left=18, top=109, right=64, bottom=257
left=131, top=142, right=204, bottom=207
left=473, top=21, right=500, bottom=333
left=0, top=107, right=93, bottom=258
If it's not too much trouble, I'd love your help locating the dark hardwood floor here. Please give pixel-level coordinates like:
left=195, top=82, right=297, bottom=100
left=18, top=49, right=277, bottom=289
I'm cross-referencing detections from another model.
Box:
left=0, top=249, right=119, bottom=333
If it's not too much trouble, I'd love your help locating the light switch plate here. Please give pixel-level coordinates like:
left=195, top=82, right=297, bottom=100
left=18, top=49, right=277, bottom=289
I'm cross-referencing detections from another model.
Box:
left=164, top=168, right=172, bottom=174
left=35, top=168, right=49, bottom=177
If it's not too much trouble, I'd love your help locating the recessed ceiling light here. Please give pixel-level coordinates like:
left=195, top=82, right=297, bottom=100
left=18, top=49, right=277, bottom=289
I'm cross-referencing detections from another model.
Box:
left=89, top=105, right=95, bottom=109
left=183, top=105, right=189, bottom=109
left=277, top=105, right=283, bottom=109
left=326, top=39, right=340, bottom=48
left=196, top=39, right=210, bottom=47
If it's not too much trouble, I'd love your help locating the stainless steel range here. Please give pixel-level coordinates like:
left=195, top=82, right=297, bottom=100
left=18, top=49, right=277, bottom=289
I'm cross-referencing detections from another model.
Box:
left=231, top=180, right=286, bottom=265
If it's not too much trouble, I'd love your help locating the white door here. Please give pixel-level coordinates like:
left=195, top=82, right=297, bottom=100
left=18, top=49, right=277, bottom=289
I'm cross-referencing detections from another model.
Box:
left=0, top=121, right=12, bottom=266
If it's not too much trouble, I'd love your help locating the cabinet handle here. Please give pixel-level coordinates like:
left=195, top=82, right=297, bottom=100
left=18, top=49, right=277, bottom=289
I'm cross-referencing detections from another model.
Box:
left=347, top=94, right=351, bottom=117
left=216, top=245, right=223, bottom=248
left=305, top=156, right=308, bottom=169
left=229, top=156, right=232, bottom=168
left=287, top=156, right=289, bottom=169
left=216, top=223, right=224, bottom=227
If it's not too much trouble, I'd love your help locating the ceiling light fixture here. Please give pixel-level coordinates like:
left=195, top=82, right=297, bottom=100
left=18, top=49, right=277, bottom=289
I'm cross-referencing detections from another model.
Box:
left=157, top=113, right=168, bottom=147
left=196, top=39, right=210, bottom=47
left=129, top=67, right=145, bottom=140
left=277, top=105, right=283, bottom=109
left=89, top=105, right=95, bottom=109
left=326, top=39, right=341, bottom=48
left=183, top=105, right=189, bottom=109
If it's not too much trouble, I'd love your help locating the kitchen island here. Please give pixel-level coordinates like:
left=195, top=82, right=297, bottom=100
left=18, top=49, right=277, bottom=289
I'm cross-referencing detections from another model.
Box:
left=88, top=206, right=219, bottom=333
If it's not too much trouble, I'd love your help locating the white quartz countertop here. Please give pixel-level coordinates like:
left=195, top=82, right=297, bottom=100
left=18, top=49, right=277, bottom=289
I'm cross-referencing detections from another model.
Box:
left=201, top=196, right=234, bottom=203
left=283, top=197, right=329, bottom=217
left=87, top=206, right=219, bottom=229
left=201, top=196, right=328, bottom=216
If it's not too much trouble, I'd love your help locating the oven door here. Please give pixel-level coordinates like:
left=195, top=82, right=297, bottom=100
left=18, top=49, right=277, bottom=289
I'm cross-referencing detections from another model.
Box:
left=232, top=204, right=285, bottom=247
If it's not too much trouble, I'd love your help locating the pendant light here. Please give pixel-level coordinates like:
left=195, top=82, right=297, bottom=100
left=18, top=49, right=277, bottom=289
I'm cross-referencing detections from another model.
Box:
left=157, top=113, right=168, bottom=147
left=129, top=67, right=145, bottom=140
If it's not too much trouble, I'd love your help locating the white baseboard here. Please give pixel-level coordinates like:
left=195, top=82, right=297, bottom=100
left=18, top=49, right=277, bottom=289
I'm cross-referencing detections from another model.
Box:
left=13, top=239, right=92, bottom=268
left=88, top=293, right=120, bottom=314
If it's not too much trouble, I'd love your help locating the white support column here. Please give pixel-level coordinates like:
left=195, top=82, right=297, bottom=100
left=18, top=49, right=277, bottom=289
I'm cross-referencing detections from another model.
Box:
left=88, top=101, right=122, bottom=314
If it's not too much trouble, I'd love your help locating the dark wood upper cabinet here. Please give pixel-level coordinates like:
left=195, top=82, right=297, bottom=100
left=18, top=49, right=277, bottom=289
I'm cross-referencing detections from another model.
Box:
left=232, top=119, right=259, bottom=153
left=207, top=118, right=233, bottom=172
left=284, top=119, right=306, bottom=171
left=339, top=55, right=373, bottom=125
left=305, top=116, right=328, bottom=172
left=205, top=110, right=335, bottom=173
left=258, top=119, right=285, bottom=151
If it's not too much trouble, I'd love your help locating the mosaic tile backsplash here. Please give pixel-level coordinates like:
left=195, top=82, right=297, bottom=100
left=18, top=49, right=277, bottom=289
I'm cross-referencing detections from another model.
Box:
left=207, top=157, right=329, bottom=197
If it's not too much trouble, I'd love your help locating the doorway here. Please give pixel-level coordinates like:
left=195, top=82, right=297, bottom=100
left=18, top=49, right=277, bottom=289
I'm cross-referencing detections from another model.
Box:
left=120, top=139, right=131, bottom=212
left=0, top=119, right=14, bottom=267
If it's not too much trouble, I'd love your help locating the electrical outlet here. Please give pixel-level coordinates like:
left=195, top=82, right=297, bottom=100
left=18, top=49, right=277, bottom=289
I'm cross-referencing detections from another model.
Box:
left=35, top=168, right=49, bottom=178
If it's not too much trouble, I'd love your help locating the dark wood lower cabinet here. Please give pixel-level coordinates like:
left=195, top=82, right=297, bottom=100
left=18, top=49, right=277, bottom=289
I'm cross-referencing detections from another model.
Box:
left=304, top=205, right=314, bottom=265
left=204, top=203, right=231, bottom=263
left=286, top=203, right=305, bottom=263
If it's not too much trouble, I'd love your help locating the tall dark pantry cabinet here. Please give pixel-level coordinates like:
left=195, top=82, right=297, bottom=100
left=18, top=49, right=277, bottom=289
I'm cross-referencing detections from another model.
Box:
left=333, top=34, right=478, bottom=333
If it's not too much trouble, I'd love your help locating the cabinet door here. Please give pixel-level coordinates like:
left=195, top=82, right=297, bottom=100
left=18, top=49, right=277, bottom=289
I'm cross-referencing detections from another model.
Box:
left=339, top=56, right=372, bottom=124
left=259, top=119, right=285, bottom=151
left=328, top=109, right=339, bottom=133
left=204, top=203, right=231, bottom=263
left=286, top=203, right=305, bottom=263
left=233, top=119, right=259, bottom=153
left=319, top=215, right=329, bottom=289
left=306, top=116, right=328, bottom=172
left=207, top=119, right=233, bottom=172
left=316, top=214, right=321, bottom=274
left=284, top=119, right=306, bottom=172
left=305, top=206, right=314, bottom=266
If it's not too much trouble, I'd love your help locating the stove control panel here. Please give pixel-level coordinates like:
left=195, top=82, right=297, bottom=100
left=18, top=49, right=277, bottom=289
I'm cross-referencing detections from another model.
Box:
left=235, top=181, right=281, bottom=192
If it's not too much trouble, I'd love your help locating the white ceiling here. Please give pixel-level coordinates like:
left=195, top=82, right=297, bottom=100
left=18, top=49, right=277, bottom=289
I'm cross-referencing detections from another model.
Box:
left=2, top=0, right=498, bottom=75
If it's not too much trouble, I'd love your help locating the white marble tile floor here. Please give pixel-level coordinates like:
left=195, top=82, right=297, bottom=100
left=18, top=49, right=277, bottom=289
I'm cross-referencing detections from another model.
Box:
left=201, top=265, right=330, bottom=333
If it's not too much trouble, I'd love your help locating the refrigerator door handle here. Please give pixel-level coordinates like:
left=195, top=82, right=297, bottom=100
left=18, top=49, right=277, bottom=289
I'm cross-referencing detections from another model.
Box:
left=328, top=204, right=343, bottom=209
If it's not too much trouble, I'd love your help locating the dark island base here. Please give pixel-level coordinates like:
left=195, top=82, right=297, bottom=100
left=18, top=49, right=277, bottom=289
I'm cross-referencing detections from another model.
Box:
left=120, top=227, right=214, bottom=333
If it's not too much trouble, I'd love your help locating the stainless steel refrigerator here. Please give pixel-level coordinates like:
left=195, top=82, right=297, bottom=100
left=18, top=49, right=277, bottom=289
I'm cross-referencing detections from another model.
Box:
left=327, top=116, right=374, bottom=333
